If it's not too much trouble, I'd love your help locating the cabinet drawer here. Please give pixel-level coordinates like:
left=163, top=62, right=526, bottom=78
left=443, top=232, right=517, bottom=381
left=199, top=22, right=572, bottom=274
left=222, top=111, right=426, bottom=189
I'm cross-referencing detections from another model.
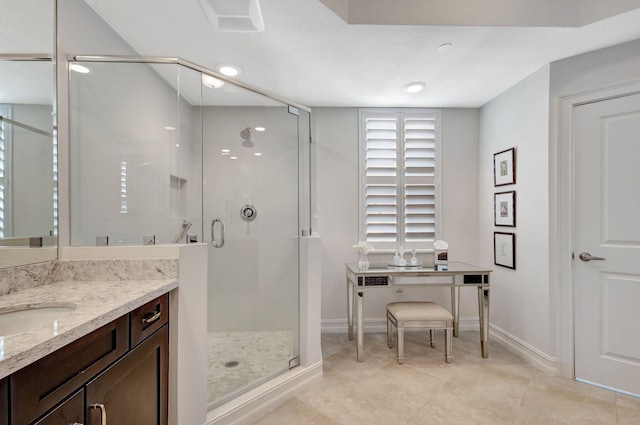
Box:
left=10, top=316, right=128, bottom=425
left=33, top=389, right=84, bottom=425
left=130, top=294, right=168, bottom=347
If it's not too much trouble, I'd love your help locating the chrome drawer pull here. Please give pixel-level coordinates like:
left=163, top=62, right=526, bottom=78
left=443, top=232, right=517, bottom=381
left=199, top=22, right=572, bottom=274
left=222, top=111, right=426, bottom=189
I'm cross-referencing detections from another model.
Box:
left=142, top=310, right=161, bottom=324
left=90, top=403, right=107, bottom=425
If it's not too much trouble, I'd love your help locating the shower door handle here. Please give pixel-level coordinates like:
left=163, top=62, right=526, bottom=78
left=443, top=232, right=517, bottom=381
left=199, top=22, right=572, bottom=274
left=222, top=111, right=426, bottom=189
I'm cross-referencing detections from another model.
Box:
left=211, top=218, right=225, bottom=248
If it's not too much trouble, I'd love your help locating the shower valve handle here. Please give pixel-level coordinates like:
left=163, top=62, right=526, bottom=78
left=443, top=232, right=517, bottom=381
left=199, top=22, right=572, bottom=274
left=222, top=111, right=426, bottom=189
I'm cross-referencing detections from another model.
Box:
left=211, top=218, right=225, bottom=248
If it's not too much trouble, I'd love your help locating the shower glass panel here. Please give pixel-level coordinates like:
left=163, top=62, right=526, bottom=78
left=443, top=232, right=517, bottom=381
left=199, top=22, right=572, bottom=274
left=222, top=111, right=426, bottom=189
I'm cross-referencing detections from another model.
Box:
left=69, top=57, right=306, bottom=409
left=202, top=81, right=301, bottom=407
left=69, top=62, right=203, bottom=246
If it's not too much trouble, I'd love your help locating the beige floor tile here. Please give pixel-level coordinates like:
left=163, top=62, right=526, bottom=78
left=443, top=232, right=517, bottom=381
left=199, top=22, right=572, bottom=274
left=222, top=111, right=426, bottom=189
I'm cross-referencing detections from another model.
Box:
left=411, top=381, right=519, bottom=425
left=360, top=362, right=447, bottom=409
left=517, top=381, right=617, bottom=425
left=255, top=332, right=630, bottom=425
left=617, top=393, right=640, bottom=411
left=617, top=405, right=640, bottom=425
left=446, top=364, right=530, bottom=406
left=322, top=344, right=393, bottom=382
left=543, top=375, right=617, bottom=404
left=250, top=398, right=341, bottom=425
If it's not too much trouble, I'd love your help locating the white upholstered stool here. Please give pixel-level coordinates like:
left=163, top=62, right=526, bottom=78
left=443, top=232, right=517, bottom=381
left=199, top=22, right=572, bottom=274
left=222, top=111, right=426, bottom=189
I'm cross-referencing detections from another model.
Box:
left=386, top=301, right=453, bottom=364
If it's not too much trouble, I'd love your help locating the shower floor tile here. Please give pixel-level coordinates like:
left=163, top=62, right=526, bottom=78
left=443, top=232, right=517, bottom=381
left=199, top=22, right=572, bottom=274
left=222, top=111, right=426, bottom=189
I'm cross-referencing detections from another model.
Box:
left=208, top=330, right=294, bottom=405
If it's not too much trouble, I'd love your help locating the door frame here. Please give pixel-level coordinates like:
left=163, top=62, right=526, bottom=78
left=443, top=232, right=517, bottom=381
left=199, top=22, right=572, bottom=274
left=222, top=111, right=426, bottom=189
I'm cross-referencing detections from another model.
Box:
left=554, top=80, right=640, bottom=380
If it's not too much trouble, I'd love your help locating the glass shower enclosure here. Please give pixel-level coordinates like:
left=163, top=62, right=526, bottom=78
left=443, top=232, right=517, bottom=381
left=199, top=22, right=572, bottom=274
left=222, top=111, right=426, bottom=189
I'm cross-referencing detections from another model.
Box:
left=68, top=58, right=310, bottom=409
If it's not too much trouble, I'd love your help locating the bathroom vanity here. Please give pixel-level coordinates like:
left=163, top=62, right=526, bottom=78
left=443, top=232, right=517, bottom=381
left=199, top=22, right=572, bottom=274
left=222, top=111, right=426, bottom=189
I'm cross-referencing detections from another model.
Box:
left=0, top=261, right=177, bottom=425
left=11, top=294, right=167, bottom=424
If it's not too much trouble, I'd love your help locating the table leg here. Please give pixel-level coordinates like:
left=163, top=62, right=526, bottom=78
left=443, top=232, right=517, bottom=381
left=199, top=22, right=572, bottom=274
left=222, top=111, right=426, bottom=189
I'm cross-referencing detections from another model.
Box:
left=450, top=283, right=460, bottom=337
left=347, top=278, right=354, bottom=340
left=478, top=286, right=490, bottom=358
left=356, top=290, right=364, bottom=362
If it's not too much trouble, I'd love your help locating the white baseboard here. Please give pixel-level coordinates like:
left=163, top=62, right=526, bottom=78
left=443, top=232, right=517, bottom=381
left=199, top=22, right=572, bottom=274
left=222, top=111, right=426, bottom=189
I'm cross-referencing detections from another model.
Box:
left=205, top=361, right=323, bottom=425
left=489, top=324, right=559, bottom=375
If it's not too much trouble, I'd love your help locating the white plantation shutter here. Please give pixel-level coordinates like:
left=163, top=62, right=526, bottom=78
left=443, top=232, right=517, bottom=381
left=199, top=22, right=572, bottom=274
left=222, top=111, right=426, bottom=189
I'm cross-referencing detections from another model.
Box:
left=359, top=109, right=440, bottom=250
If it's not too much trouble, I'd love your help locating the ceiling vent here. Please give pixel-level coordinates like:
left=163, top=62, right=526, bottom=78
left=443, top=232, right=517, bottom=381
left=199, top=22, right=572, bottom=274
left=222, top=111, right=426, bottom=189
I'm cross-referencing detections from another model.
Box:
left=199, top=0, right=265, bottom=32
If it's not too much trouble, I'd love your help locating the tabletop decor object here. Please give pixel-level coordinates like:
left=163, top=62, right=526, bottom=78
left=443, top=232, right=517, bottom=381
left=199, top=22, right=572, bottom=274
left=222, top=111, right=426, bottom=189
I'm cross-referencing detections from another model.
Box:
left=352, top=241, right=373, bottom=270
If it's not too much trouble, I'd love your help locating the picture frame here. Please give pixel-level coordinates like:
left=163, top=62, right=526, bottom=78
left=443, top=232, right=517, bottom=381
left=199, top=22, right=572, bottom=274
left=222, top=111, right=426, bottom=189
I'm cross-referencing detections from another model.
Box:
left=494, top=190, right=516, bottom=227
left=494, top=232, right=516, bottom=269
left=493, top=148, right=516, bottom=186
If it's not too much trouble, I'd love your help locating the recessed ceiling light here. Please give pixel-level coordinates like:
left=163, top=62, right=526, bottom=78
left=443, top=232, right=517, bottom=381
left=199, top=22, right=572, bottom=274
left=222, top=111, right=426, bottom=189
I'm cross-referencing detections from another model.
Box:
left=70, top=63, right=90, bottom=73
left=217, top=64, right=240, bottom=77
left=254, top=152, right=262, bottom=156
left=405, top=82, right=425, bottom=93
left=202, top=74, right=225, bottom=89
left=438, top=43, right=454, bottom=52
left=164, top=126, right=176, bottom=131
left=229, top=156, right=238, bottom=160
left=254, top=126, right=266, bottom=132
left=221, top=148, right=230, bottom=153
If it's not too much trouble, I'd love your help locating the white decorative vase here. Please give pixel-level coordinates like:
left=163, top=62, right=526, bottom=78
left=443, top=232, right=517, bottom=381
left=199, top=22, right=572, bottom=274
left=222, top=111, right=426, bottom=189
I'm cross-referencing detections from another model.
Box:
left=358, top=251, right=370, bottom=270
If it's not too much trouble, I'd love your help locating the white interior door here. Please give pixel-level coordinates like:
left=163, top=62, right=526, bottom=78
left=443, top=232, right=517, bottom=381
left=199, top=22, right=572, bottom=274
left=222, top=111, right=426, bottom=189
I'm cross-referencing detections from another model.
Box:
left=574, top=92, right=640, bottom=395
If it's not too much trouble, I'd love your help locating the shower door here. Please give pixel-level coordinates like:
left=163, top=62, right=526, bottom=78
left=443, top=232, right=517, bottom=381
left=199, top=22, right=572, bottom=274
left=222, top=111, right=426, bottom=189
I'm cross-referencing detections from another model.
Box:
left=202, top=91, right=301, bottom=407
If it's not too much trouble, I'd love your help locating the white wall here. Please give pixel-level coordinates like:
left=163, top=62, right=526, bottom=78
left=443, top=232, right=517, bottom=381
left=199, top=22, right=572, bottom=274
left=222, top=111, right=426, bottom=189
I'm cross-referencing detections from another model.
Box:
left=548, top=38, right=640, bottom=374
left=314, top=107, right=481, bottom=329
left=479, top=65, right=552, bottom=357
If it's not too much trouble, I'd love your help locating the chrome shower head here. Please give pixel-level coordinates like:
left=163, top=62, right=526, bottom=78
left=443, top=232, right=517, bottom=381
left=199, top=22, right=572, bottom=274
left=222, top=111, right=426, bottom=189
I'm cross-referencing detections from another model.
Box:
left=240, top=127, right=254, bottom=147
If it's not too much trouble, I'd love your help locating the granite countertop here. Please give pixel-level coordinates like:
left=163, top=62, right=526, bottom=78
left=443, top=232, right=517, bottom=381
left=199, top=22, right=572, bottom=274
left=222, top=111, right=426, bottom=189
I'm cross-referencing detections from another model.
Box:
left=0, top=277, right=178, bottom=380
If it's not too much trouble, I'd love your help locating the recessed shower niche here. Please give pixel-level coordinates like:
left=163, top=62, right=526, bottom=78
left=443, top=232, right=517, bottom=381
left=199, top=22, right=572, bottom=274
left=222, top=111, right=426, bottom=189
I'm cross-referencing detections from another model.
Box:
left=170, top=175, right=187, bottom=218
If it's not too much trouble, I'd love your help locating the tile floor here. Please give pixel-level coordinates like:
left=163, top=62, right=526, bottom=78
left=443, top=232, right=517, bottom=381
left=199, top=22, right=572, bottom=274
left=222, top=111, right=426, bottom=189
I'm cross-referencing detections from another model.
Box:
left=250, top=331, right=640, bottom=425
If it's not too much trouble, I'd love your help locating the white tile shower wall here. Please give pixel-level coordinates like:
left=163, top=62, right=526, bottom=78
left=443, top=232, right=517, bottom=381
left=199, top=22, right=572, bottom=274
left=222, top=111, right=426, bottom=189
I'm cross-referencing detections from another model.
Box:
left=69, top=63, right=202, bottom=247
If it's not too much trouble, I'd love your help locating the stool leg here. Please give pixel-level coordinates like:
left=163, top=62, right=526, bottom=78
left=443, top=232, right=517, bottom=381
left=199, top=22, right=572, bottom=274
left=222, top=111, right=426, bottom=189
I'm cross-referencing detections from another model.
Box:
left=387, top=316, right=393, bottom=348
left=445, top=327, right=453, bottom=363
left=397, top=326, right=404, bottom=364
left=430, top=329, right=436, bottom=348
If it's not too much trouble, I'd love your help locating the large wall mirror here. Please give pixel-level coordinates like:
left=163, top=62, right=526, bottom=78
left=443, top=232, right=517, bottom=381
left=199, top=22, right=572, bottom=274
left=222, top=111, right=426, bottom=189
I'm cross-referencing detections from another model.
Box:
left=0, top=0, right=56, bottom=268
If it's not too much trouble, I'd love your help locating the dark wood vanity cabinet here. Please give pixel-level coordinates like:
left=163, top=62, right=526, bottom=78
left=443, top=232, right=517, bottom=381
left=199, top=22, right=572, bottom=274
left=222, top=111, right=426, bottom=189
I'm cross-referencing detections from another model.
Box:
left=32, top=390, right=84, bottom=425
left=1, top=378, right=8, bottom=425
left=6, top=293, right=169, bottom=425
left=85, top=326, right=168, bottom=425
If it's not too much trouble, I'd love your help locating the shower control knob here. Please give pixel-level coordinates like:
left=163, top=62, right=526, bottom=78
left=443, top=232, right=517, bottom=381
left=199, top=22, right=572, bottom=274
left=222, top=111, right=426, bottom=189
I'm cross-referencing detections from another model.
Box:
left=241, top=204, right=257, bottom=222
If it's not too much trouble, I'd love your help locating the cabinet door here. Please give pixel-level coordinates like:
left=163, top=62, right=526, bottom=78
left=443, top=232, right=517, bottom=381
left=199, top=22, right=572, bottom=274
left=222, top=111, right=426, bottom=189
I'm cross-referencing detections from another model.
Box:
left=1, top=378, right=7, bottom=425
left=33, top=390, right=84, bottom=425
left=11, top=316, right=128, bottom=425
left=86, top=326, right=168, bottom=425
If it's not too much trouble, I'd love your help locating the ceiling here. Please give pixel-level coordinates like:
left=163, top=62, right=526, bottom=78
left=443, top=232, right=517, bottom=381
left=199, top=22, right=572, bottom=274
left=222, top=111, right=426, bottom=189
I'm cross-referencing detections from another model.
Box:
left=82, top=0, right=640, bottom=108
left=5, top=0, right=640, bottom=108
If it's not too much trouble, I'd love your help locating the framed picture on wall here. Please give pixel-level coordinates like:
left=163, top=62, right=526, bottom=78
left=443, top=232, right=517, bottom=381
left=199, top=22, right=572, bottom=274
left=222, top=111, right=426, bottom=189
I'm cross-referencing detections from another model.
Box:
left=494, top=147, right=516, bottom=186
left=494, top=191, right=516, bottom=227
left=494, top=232, right=516, bottom=269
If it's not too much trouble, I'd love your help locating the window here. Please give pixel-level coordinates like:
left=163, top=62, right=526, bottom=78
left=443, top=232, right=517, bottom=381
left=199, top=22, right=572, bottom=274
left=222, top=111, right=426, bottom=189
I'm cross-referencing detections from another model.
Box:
left=358, top=109, right=441, bottom=251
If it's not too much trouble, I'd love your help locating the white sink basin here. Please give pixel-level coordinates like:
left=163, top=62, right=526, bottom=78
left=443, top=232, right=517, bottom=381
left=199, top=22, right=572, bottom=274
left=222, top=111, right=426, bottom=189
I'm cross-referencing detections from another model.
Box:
left=0, top=303, right=77, bottom=335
